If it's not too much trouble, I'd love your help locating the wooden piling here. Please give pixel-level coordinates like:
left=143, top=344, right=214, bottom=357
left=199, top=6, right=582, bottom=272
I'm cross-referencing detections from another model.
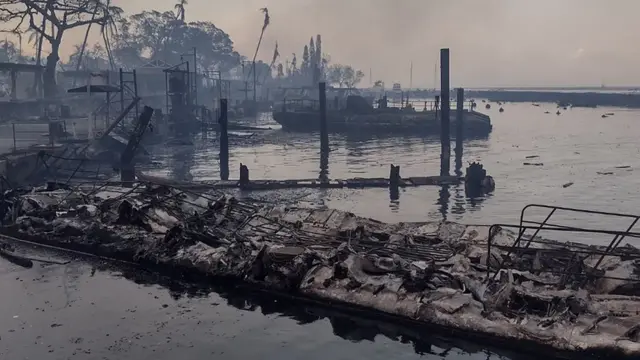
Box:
left=455, top=88, right=465, bottom=174
left=219, top=99, right=229, bottom=181
left=320, top=151, right=329, bottom=182
left=319, top=82, right=329, bottom=154
left=389, top=164, right=401, bottom=188
left=440, top=48, right=451, bottom=177
left=239, top=163, right=250, bottom=189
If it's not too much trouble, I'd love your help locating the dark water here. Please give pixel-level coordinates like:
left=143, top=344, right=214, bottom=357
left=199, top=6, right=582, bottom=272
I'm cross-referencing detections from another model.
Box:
left=0, top=247, right=536, bottom=360
left=3, top=102, right=640, bottom=359
left=146, top=103, right=640, bottom=246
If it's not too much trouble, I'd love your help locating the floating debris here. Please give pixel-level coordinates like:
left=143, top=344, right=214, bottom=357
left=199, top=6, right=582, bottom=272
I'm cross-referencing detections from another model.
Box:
left=523, top=162, right=544, bottom=166
left=525, top=155, right=540, bottom=159
left=0, top=244, right=33, bottom=268
left=465, top=162, right=494, bottom=195
left=615, top=166, right=631, bottom=169
left=499, top=107, right=504, bottom=113
left=1, top=182, right=640, bottom=356
left=597, top=171, right=614, bottom=175
left=562, top=182, right=574, bottom=188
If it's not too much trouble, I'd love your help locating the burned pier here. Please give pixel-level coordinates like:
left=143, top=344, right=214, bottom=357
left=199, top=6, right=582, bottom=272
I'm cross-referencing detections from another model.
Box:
left=0, top=181, right=640, bottom=358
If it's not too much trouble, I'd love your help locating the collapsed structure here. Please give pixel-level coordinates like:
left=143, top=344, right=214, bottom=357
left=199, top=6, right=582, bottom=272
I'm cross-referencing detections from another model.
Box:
left=1, top=182, right=640, bottom=357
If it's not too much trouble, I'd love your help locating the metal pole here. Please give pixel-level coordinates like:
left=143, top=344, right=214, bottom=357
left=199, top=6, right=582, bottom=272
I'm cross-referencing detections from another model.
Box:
left=12, top=123, right=16, bottom=152
left=455, top=88, right=465, bottom=175
left=439, top=48, right=451, bottom=177
left=219, top=99, right=229, bottom=181
left=119, top=68, right=124, bottom=114
left=133, top=69, right=139, bottom=120
left=106, top=72, right=111, bottom=130
left=193, top=47, right=198, bottom=108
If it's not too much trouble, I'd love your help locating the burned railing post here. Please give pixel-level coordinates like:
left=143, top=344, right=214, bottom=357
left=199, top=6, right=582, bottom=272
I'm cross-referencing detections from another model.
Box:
left=440, top=48, right=451, bottom=177
left=319, top=82, right=329, bottom=155
left=219, top=99, right=229, bottom=181
left=455, top=88, right=465, bottom=175
left=239, top=163, right=250, bottom=189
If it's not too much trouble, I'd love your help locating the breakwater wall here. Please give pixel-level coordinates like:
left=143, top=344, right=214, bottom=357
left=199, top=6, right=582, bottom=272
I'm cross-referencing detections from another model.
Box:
left=466, top=90, right=640, bottom=108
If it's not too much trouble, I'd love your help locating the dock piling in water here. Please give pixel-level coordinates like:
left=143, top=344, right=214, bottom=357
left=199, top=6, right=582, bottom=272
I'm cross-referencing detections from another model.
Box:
left=455, top=88, right=465, bottom=175
left=219, top=99, right=229, bottom=181
left=239, top=163, right=250, bottom=189
left=319, top=82, right=329, bottom=154
left=440, top=48, right=451, bottom=177
left=389, top=164, right=401, bottom=188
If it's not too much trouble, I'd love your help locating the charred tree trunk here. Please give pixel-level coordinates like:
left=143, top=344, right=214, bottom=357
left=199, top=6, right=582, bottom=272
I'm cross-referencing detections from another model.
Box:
left=44, top=38, right=61, bottom=98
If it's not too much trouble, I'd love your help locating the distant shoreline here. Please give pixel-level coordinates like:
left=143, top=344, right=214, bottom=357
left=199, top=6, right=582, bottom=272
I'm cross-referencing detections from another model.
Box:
left=366, top=88, right=640, bottom=108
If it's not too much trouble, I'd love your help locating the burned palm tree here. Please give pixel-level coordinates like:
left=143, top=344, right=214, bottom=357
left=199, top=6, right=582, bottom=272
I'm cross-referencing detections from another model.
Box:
left=247, top=7, right=270, bottom=102
left=99, top=0, right=122, bottom=70
left=74, top=6, right=100, bottom=73
left=174, top=0, right=188, bottom=22
left=72, top=0, right=121, bottom=85
left=261, top=41, right=279, bottom=85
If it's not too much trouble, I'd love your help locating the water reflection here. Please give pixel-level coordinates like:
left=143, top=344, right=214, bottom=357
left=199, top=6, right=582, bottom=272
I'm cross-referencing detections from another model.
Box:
left=319, top=150, right=329, bottom=181
left=168, top=134, right=197, bottom=181
left=437, top=185, right=451, bottom=220
left=112, top=264, right=538, bottom=360
left=389, top=186, right=400, bottom=212
left=451, top=185, right=467, bottom=215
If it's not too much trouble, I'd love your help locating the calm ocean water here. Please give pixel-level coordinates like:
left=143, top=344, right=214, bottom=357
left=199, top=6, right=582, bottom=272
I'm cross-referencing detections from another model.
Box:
left=2, top=101, right=639, bottom=359
left=146, top=102, right=640, bottom=246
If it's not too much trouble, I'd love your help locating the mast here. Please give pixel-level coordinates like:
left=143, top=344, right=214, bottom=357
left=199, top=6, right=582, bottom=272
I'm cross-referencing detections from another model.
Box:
left=409, top=62, right=413, bottom=90
left=433, top=59, right=437, bottom=90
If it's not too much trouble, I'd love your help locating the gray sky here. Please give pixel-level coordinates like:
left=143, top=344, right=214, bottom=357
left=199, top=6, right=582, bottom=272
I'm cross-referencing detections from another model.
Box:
left=62, top=0, right=640, bottom=87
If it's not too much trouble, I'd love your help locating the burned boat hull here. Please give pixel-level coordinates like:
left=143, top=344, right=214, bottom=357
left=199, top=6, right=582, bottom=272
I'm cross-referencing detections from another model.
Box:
left=272, top=109, right=492, bottom=137
left=2, top=184, right=640, bottom=358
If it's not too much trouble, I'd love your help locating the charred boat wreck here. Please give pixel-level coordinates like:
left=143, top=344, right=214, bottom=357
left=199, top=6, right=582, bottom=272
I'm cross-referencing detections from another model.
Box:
left=2, top=183, right=640, bottom=358
left=273, top=95, right=492, bottom=137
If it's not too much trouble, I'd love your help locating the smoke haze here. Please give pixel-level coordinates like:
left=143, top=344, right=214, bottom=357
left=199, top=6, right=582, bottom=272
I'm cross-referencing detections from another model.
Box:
left=61, top=0, right=640, bottom=87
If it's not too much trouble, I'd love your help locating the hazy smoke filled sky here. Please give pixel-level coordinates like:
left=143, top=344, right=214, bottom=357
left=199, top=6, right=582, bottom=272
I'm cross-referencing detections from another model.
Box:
left=65, top=0, right=640, bottom=87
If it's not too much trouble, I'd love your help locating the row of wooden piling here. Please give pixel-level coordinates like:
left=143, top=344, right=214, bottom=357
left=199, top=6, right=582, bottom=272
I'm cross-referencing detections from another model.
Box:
left=216, top=48, right=466, bottom=186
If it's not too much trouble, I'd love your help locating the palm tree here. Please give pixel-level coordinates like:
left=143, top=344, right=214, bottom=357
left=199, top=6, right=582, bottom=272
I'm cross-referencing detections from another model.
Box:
left=25, top=21, right=45, bottom=66
left=247, top=8, right=270, bottom=101
left=99, top=0, right=123, bottom=70
left=174, top=0, right=188, bottom=22
left=10, top=30, right=23, bottom=62
left=74, top=5, right=100, bottom=72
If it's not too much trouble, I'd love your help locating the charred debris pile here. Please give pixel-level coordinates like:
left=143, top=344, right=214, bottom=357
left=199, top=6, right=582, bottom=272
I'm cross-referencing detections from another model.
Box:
left=1, top=182, right=640, bottom=357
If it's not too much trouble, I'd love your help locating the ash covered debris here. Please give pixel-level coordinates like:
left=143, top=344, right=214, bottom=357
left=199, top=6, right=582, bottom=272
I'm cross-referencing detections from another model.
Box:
left=1, top=183, right=640, bottom=356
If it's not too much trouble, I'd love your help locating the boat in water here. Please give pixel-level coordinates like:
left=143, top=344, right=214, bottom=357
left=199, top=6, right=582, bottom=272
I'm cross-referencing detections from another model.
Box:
left=272, top=94, right=493, bottom=138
